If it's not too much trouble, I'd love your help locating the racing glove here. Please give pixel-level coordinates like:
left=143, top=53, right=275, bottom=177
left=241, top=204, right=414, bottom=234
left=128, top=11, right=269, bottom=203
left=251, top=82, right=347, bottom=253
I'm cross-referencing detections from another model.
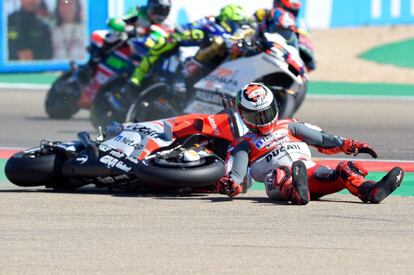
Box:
left=107, top=18, right=126, bottom=33
left=317, top=139, right=378, bottom=158
left=216, top=176, right=242, bottom=198
left=341, top=139, right=378, bottom=158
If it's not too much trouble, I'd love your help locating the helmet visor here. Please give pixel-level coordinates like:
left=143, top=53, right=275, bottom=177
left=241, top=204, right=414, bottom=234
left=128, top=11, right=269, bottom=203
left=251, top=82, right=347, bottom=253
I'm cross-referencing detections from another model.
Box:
left=148, top=5, right=170, bottom=23
left=240, top=103, right=278, bottom=127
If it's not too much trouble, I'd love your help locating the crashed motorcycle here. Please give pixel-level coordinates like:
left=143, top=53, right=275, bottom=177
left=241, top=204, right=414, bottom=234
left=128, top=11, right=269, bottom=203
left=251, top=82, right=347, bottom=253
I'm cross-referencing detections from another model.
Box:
left=5, top=105, right=246, bottom=192
left=127, top=32, right=308, bottom=122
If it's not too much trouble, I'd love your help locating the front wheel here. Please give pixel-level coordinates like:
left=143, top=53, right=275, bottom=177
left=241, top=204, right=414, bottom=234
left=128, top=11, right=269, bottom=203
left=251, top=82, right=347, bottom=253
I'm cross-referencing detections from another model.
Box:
left=5, top=149, right=68, bottom=188
left=45, top=71, right=81, bottom=119
left=90, top=75, right=129, bottom=129
left=126, top=83, right=177, bottom=122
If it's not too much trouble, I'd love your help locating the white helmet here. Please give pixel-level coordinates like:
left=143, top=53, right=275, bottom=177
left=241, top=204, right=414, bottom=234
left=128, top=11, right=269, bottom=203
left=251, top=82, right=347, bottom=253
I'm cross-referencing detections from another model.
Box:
left=236, top=83, right=279, bottom=135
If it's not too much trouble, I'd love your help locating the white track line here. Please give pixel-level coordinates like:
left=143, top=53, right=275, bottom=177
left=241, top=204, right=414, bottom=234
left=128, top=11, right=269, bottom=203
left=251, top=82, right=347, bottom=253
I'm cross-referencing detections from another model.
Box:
left=0, top=83, right=49, bottom=90
left=307, top=94, right=414, bottom=100
left=313, top=157, right=414, bottom=163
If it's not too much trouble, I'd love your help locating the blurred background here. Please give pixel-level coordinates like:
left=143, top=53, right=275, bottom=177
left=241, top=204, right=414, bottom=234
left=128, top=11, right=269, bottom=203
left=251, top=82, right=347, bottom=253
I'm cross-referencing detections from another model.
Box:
left=2, top=0, right=414, bottom=84
left=1, top=0, right=414, bottom=73
left=0, top=0, right=413, bottom=153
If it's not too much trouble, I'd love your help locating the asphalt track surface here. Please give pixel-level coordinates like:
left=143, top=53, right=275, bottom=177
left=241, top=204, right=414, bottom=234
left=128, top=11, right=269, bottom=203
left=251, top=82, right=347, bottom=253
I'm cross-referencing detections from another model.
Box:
left=0, top=88, right=413, bottom=274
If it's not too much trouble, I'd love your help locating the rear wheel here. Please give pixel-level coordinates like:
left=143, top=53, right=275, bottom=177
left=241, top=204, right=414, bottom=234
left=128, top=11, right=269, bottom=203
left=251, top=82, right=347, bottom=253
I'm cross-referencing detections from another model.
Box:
left=45, top=72, right=81, bottom=119
left=277, top=93, right=297, bottom=119
left=126, top=83, right=177, bottom=122
left=90, top=75, right=129, bottom=129
left=5, top=149, right=68, bottom=188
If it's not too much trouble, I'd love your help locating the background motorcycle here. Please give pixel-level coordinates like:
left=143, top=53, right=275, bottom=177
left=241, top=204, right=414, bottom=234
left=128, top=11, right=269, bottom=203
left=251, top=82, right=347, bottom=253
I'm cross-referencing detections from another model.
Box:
left=44, top=29, right=139, bottom=119
left=127, top=32, right=308, bottom=123
left=89, top=34, right=197, bottom=129
left=5, top=105, right=246, bottom=192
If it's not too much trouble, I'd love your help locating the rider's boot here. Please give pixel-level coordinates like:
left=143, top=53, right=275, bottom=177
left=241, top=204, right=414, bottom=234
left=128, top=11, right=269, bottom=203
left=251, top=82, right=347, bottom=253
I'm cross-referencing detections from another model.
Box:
left=272, top=160, right=309, bottom=205
left=337, top=161, right=404, bottom=203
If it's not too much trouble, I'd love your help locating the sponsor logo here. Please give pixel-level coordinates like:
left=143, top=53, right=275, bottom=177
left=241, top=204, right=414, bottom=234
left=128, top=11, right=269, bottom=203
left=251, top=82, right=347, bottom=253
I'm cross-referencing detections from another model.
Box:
left=255, top=133, right=288, bottom=149
left=99, top=144, right=112, bottom=152
left=205, top=74, right=239, bottom=88
left=100, top=155, right=132, bottom=173
left=255, top=133, right=274, bottom=148
left=265, top=136, right=289, bottom=149
left=116, top=162, right=132, bottom=173
left=208, top=115, right=220, bottom=135
left=137, top=126, right=160, bottom=138
left=265, top=144, right=301, bottom=162
left=126, top=156, right=139, bottom=164
left=114, top=135, right=139, bottom=147
left=195, top=90, right=222, bottom=105
left=214, top=68, right=234, bottom=78
left=110, top=150, right=124, bottom=158
left=112, top=133, right=144, bottom=151
left=76, top=155, right=88, bottom=164
left=100, top=155, right=118, bottom=167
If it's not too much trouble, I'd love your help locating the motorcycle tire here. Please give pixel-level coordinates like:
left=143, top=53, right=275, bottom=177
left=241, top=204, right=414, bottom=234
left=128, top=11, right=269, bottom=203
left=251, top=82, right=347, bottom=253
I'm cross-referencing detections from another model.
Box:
left=45, top=72, right=81, bottom=119
left=135, top=157, right=225, bottom=188
left=5, top=150, right=67, bottom=188
left=293, top=86, right=307, bottom=114
left=278, top=93, right=297, bottom=119
left=126, top=83, right=175, bottom=122
left=90, top=75, right=129, bottom=129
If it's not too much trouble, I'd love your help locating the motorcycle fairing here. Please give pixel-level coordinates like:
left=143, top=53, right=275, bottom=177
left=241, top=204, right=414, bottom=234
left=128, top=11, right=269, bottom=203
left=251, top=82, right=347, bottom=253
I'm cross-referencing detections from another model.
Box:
left=184, top=32, right=307, bottom=115
left=101, top=113, right=239, bottom=160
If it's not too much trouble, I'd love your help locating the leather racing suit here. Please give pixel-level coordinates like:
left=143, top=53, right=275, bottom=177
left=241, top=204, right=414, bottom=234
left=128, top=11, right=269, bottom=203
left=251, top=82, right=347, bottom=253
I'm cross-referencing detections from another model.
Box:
left=131, top=15, right=251, bottom=85
left=89, top=6, right=170, bottom=70
left=224, top=119, right=384, bottom=201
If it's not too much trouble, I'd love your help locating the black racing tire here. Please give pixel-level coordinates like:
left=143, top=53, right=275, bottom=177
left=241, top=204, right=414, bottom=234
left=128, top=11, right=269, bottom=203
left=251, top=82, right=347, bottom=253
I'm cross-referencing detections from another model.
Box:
left=5, top=150, right=67, bottom=187
left=90, top=75, right=129, bottom=129
left=126, top=83, right=175, bottom=122
left=278, top=93, right=297, bottom=119
left=293, top=85, right=307, bottom=113
left=135, top=157, right=225, bottom=188
left=45, top=72, right=81, bottom=119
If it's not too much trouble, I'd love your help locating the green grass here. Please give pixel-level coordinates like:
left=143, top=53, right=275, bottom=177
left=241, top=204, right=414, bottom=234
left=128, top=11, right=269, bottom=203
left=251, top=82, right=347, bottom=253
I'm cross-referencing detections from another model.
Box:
left=360, top=38, right=414, bottom=69
left=0, top=159, right=7, bottom=183
left=308, top=82, right=414, bottom=97
left=0, top=72, right=59, bottom=85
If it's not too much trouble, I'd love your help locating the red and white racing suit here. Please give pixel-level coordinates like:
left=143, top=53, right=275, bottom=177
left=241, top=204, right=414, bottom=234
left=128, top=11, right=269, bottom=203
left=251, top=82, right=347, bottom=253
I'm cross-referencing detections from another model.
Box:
left=225, top=118, right=368, bottom=200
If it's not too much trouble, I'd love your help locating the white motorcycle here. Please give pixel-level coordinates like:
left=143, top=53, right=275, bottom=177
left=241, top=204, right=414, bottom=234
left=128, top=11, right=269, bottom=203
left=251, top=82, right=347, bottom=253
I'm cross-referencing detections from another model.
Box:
left=126, top=32, right=308, bottom=122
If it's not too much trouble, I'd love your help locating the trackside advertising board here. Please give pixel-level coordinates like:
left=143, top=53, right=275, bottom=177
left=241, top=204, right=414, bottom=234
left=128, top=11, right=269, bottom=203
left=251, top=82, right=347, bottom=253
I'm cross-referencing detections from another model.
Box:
left=0, top=0, right=108, bottom=73
left=1, top=0, right=414, bottom=73
left=117, top=0, right=414, bottom=27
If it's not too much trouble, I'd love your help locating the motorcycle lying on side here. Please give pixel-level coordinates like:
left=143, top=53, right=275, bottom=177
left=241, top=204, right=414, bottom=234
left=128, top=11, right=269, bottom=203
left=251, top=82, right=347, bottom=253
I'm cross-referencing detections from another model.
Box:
left=89, top=35, right=198, bottom=129
left=5, top=104, right=247, bottom=192
left=127, top=32, right=308, bottom=123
